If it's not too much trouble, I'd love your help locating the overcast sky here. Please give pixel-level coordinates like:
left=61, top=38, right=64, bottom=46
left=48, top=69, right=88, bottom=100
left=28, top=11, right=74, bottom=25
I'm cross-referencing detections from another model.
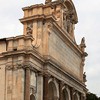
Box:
left=0, top=0, right=100, bottom=97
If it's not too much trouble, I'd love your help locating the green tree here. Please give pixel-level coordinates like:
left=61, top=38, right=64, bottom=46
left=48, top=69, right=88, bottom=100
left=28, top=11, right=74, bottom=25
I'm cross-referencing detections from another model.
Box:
left=86, top=93, right=98, bottom=100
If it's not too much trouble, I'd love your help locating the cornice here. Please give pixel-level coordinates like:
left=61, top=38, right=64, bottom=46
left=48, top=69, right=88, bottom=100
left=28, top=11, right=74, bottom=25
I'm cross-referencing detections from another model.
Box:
left=1, top=49, right=44, bottom=65
left=22, top=1, right=62, bottom=11
left=20, top=14, right=56, bottom=24
left=5, top=35, right=34, bottom=41
left=22, top=4, right=44, bottom=11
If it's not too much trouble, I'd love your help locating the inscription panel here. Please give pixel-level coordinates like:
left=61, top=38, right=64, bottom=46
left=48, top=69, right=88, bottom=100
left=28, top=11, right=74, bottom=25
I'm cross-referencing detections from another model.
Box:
left=49, top=32, right=81, bottom=79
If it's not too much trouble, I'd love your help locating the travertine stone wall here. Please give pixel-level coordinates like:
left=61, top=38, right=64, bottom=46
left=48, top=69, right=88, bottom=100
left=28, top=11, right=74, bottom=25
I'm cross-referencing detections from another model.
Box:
left=0, top=63, right=6, bottom=100
left=36, top=74, right=43, bottom=100
left=49, top=31, right=81, bottom=79
left=6, top=68, right=24, bottom=100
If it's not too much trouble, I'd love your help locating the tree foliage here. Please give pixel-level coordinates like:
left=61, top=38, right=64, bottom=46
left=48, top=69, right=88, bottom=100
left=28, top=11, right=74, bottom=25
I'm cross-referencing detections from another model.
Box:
left=86, top=93, right=99, bottom=100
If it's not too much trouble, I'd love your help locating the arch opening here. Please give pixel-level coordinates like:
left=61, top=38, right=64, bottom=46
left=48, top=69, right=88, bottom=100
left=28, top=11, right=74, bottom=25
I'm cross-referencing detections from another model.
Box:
left=62, top=89, right=69, bottom=100
left=74, top=93, right=80, bottom=100
left=48, top=81, right=57, bottom=100
left=30, top=94, right=35, bottom=100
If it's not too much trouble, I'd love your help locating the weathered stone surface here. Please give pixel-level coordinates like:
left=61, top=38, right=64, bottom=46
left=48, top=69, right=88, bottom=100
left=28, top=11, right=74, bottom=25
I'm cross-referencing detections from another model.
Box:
left=0, top=64, right=6, bottom=100
left=49, top=31, right=81, bottom=79
left=0, top=0, right=87, bottom=100
left=0, top=40, right=6, bottom=53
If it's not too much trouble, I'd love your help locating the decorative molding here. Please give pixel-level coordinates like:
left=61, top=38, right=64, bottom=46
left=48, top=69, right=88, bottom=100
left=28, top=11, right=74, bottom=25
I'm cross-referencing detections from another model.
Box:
left=6, top=63, right=23, bottom=70
left=6, top=65, right=13, bottom=70
left=5, top=62, right=37, bottom=71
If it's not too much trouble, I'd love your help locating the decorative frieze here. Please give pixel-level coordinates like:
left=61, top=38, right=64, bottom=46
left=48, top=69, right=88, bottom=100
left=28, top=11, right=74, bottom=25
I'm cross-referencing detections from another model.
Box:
left=6, top=63, right=23, bottom=70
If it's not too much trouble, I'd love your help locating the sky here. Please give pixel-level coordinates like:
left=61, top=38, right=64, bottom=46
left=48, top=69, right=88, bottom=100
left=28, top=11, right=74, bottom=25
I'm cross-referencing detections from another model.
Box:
left=0, top=0, right=100, bottom=97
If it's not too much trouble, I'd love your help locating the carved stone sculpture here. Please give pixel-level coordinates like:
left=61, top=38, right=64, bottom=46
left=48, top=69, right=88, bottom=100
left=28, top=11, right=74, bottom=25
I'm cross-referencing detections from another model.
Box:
left=62, top=9, right=74, bottom=34
left=67, top=13, right=75, bottom=34
left=83, top=72, right=87, bottom=82
left=26, top=23, right=33, bottom=35
left=80, top=37, right=86, bottom=52
left=63, top=10, right=67, bottom=30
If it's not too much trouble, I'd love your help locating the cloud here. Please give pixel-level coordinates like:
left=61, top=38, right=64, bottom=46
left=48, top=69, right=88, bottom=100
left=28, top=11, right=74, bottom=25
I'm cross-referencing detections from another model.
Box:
left=0, top=0, right=45, bottom=38
left=74, top=0, right=100, bottom=96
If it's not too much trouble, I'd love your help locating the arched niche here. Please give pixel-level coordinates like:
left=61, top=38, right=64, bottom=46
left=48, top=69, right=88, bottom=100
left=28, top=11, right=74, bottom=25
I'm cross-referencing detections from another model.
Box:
left=62, top=86, right=71, bottom=100
left=74, top=93, right=80, bottom=100
left=48, top=78, right=59, bottom=100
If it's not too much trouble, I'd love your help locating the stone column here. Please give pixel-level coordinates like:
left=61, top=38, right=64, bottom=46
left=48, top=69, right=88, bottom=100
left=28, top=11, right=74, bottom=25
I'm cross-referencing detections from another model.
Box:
left=43, top=74, right=49, bottom=100
left=25, top=67, right=30, bottom=100
left=59, top=81, right=63, bottom=100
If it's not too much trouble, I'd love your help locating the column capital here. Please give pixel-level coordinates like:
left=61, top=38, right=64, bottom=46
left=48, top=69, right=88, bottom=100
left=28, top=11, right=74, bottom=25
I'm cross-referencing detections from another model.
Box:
left=36, top=71, right=51, bottom=78
left=43, top=72, right=51, bottom=78
left=6, top=63, right=24, bottom=70
left=25, top=66, right=30, bottom=70
left=36, top=72, right=43, bottom=76
left=23, top=64, right=31, bottom=69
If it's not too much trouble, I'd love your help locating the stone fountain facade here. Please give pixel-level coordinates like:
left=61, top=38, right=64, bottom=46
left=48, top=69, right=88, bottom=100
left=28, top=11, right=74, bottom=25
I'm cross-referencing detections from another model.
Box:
left=0, top=0, right=88, bottom=100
